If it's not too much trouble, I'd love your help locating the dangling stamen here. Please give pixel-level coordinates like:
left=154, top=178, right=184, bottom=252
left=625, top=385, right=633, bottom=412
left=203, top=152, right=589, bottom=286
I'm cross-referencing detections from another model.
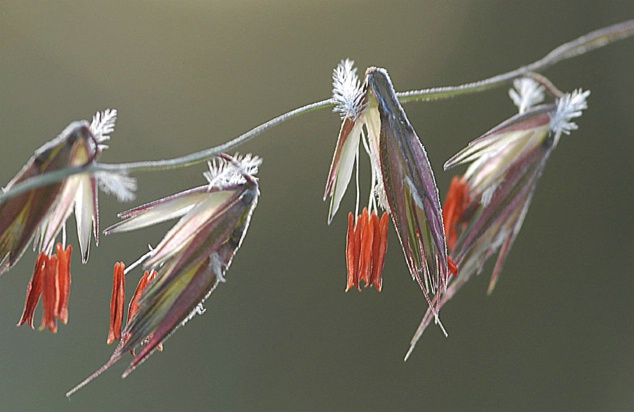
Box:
left=127, top=270, right=162, bottom=354
left=40, top=254, right=59, bottom=333
left=442, top=176, right=470, bottom=251
left=448, top=257, right=458, bottom=278
left=127, top=270, right=158, bottom=324
left=358, top=208, right=374, bottom=287
left=107, top=262, right=126, bottom=344
left=345, top=209, right=388, bottom=292
left=17, top=253, right=48, bottom=328
left=55, top=243, right=72, bottom=324
left=369, top=212, right=389, bottom=291
left=346, top=212, right=361, bottom=292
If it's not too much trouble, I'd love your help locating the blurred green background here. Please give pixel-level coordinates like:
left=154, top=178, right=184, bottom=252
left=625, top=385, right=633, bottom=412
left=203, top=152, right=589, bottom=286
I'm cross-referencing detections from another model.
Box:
left=1, top=1, right=632, bottom=411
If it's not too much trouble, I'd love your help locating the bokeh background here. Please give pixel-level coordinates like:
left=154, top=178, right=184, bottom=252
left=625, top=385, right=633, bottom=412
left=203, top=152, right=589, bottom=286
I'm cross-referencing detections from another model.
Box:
left=1, top=1, right=633, bottom=411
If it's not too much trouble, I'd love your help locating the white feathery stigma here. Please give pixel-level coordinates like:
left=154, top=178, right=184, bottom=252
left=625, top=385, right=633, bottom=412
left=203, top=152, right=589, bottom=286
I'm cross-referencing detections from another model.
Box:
left=332, top=59, right=365, bottom=120
left=204, top=154, right=262, bottom=189
left=90, top=109, right=118, bottom=150
left=550, top=89, right=590, bottom=136
left=96, top=171, right=137, bottom=202
left=509, top=78, right=545, bottom=114
left=88, top=108, right=137, bottom=201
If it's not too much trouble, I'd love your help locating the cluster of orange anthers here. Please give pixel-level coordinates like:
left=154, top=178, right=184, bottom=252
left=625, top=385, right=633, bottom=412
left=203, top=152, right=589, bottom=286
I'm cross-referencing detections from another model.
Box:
left=442, top=176, right=472, bottom=252
left=17, top=243, right=72, bottom=333
left=107, top=262, right=161, bottom=353
left=345, top=208, right=389, bottom=291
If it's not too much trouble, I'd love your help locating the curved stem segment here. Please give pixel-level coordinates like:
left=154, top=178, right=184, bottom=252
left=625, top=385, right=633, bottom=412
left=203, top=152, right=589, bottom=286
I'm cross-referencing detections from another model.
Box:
left=0, top=99, right=336, bottom=203
left=101, top=98, right=337, bottom=173
left=396, top=19, right=634, bottom=103
left=1, top=19, right=633, bottom=205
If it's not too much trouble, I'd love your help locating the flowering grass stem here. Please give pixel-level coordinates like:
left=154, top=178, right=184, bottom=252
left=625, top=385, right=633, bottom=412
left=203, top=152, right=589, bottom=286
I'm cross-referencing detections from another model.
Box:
left=1, top=20, right=632, bottom=205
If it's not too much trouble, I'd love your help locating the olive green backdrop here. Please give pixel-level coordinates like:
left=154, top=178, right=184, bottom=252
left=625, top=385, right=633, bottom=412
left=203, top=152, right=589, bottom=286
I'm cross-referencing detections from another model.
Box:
left=0, top=1, right=632, bottom=411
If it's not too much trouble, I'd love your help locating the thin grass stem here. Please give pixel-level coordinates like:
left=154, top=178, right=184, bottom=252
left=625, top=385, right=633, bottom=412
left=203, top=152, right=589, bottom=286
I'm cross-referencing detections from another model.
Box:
left=1, top=20, right=632, bottom=205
